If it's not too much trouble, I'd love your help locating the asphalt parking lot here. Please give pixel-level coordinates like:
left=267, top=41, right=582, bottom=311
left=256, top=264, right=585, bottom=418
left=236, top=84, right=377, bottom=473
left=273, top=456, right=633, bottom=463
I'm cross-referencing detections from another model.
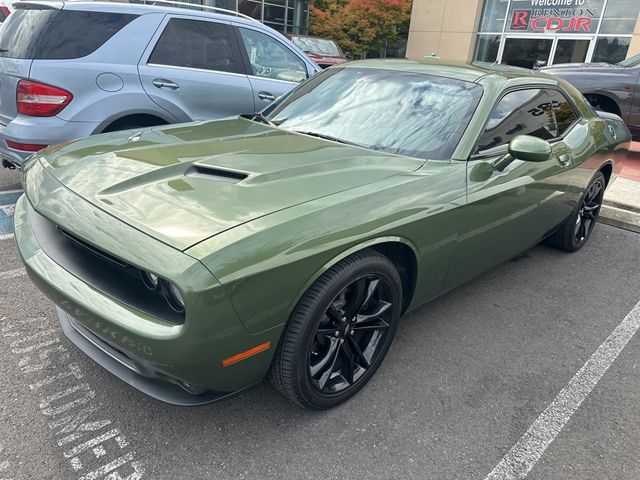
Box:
left=1, top=167, right=640, bottom=480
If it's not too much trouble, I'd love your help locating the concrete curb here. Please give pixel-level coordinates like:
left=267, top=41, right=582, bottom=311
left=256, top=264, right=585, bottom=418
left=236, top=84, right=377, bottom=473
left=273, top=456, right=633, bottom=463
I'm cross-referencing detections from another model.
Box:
left=599, top=177, right=640, bottom=233
left=599, top=205, right=640, bottom=234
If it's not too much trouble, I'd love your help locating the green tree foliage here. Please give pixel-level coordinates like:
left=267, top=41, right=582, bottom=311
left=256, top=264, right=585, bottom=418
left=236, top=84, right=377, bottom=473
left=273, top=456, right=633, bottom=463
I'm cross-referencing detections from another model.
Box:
left=310, top=0, right=412, bottom=57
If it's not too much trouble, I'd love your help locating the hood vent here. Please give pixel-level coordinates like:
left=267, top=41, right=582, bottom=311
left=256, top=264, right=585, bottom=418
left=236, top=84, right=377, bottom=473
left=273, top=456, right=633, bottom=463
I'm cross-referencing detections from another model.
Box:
left=185, top=165, right=248, bottom=183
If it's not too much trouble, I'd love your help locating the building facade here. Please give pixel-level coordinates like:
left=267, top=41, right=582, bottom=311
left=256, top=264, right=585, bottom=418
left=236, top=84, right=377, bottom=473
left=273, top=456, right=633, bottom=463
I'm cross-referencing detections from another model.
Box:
left=407, top=0, right=640, bottom=68
left=195, top=0, right=309, bottom=34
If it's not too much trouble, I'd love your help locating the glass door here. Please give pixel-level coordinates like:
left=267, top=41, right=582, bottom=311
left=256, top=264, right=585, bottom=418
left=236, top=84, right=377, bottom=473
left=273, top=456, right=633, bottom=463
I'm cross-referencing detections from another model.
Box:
left=550, top=37, right=592, bottom=65
left=500, top=36, right=553, bottom=69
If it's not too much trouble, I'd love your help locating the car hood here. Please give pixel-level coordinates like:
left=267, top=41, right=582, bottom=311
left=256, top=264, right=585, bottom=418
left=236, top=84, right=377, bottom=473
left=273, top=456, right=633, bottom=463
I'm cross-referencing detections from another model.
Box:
left=36, top=118, right=424, bottom=251
left=307, top=53, right=348, bottom=65
left=541, top=62, right=621, bottom=73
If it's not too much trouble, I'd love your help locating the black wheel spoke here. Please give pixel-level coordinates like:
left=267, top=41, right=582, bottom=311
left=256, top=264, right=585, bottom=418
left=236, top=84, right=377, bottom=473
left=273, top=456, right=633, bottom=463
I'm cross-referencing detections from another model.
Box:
left=313, top=339, right=342, bottom=389
left=354, top=300, right=392, bottom=324
left=341, top=346, right=355, bottom=385
left=347, top=336, right=371, bottom=369
left=310, top=337, right=339, bottom=378
left=342, top=278, right=367, bottom=317
left=316, top=325, right=338, bottom=337
left=326, top=304, right=342, bottom=323
left=362, top=279, right=380, bottom=309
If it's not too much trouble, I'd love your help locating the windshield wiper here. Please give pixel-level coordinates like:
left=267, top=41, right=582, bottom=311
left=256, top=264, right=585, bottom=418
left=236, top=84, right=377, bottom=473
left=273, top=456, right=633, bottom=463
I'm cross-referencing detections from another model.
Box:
left=0, top=49, right=9, bottom=53
left=294, top=130, right=362, bottom=147
left=241, top=112, right=276, bottom=127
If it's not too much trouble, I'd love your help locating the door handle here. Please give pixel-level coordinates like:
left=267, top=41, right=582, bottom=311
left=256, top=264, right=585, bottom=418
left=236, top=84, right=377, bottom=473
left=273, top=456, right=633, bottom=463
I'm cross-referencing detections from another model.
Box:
left=258, top=91, right=275, bottom=101
left=152, top=78, right=180, bottom=90
left=558, top=153, right=572, bottom=166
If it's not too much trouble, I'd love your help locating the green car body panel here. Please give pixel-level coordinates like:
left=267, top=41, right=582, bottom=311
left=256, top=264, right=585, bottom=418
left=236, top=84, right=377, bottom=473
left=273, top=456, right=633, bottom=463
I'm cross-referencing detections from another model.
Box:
left=15, top=59, right=630, bottom=404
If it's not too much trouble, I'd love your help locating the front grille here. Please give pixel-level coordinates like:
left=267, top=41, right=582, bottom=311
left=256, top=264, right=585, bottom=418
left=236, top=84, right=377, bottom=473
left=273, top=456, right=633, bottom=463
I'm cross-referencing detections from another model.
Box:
left=27, top=202, right=185, bottom=324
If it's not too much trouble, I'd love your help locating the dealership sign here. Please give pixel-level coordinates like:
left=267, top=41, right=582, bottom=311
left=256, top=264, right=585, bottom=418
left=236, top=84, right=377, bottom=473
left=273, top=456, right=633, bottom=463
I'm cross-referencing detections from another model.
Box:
left=508, top=0, right=602, bottom=33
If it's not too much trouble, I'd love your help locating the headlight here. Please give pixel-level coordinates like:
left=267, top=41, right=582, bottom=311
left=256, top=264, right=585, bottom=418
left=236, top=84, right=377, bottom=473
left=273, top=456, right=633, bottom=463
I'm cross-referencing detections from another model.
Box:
left=140, top=270, right=160, bottom=291
left=165, top=282, right=185, bottom=313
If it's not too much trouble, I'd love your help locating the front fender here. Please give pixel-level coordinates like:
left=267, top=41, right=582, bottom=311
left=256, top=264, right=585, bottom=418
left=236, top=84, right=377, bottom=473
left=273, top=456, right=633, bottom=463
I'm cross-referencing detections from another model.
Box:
left=286, top=236, right=420, bottom=317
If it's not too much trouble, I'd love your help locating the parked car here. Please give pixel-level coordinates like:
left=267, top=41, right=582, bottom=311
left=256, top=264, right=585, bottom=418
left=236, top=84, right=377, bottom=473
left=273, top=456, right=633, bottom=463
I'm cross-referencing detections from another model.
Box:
left=541, top=54, right=640, bottom=139
left=290, top=34, right=348, bottom=68
left=16, top=60, right=629, bottom=409
left=0, top=5, right=10, bottom=23
left=0, top=0, right=319, bottom=169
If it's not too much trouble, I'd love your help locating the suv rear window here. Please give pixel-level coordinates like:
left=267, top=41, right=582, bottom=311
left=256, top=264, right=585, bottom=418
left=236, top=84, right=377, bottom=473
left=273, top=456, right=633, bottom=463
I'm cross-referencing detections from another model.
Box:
left=0, top=8, right=137, bottom=60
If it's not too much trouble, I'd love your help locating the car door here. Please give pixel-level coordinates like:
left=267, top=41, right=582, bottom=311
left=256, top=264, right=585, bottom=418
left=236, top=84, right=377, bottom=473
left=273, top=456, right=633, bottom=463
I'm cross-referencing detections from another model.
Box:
left=138, top=15, right=254, bottom=122
left=627, top=66, right=640, bottom=138
left=233, top=25, right=310, bottom=111
left=443, top=87, right=584, bottom=289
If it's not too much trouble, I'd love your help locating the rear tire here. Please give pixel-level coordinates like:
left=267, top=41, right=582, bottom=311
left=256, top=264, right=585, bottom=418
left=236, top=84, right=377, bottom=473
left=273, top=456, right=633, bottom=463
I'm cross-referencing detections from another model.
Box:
left=546, top=171, right=605, bottom=252
left=269, top=250, right=402, bottom=409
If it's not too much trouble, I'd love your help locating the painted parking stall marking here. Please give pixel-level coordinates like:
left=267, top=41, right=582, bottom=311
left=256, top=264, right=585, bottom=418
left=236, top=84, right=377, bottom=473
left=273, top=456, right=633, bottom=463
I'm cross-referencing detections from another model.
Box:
left=0, top=315, right=146, bottom=479
left=0, top=190, right=22, bottom=241
left=484, top=299, right=640, bottom=480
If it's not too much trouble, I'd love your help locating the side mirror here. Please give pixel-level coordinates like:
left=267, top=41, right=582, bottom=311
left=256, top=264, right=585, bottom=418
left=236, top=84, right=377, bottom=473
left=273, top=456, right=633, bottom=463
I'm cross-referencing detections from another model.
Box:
left=345, top=52, right=353, bottom=60
left=508, top=135, right=552, bottom=162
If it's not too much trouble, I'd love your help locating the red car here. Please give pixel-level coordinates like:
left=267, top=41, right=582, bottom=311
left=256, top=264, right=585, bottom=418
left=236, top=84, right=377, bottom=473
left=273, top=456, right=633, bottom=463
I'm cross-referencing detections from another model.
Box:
left=289, top=34, right=348, bottom=69
left=0, top=5, right=10, bottom=22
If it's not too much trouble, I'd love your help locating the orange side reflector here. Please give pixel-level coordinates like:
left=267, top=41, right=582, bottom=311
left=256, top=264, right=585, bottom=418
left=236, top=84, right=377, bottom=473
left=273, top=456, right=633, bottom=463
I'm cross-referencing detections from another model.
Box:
left=221, top=341, right=271, bottom=367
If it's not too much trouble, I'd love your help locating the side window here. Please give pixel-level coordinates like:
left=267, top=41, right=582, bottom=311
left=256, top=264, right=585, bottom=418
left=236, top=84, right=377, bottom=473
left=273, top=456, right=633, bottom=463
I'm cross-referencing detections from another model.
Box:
left=149, top=18, right=240, bottom=74
left=477, top=88, right=579, bottom=152
left=238, top=27, right=307, bottom=83
left=36, top=11, right=138, bottom=60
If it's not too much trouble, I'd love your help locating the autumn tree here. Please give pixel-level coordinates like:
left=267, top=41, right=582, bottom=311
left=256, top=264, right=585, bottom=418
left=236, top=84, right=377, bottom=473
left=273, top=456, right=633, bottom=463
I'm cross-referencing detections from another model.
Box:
left=310, top=0, right=412, bottom=58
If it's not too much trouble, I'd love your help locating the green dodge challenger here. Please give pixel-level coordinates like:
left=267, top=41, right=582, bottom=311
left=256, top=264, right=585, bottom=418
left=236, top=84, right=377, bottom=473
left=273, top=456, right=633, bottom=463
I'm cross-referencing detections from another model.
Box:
left=15, top=60, right=630, bottom=409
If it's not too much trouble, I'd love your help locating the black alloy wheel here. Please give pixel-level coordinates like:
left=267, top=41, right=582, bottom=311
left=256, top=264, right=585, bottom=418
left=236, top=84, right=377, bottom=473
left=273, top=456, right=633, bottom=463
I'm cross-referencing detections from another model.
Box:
left=309, top=275, right=393, bottom=394
left=546, top=171, right=606, bottom=252
left=269, top=250, right=402, bottom=409
left=574, top=177, right=604, bottom=246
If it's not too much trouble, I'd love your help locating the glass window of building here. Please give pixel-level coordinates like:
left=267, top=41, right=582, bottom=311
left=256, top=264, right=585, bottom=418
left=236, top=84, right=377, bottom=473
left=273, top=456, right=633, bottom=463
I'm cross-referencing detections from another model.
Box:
left=599, top=0, right=640, bottom=35
left=199, top=0, right=309, bottom=34
left=472, top=0, right=637, bottom=67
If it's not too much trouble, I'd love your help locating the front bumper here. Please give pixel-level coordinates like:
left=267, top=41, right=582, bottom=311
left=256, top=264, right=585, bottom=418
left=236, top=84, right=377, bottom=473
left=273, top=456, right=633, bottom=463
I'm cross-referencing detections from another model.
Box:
left=14, top=180, right=282, bottom=404
left=57, top=307, right=252, bottom=405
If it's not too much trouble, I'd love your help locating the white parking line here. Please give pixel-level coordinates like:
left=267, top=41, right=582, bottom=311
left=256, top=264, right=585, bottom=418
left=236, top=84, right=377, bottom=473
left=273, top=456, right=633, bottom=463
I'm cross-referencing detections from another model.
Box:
left=0, top=233, right=14, bottom=241
left=0, top=268, right=25, bottom=280
left=484, top=299, right=640, bottom=480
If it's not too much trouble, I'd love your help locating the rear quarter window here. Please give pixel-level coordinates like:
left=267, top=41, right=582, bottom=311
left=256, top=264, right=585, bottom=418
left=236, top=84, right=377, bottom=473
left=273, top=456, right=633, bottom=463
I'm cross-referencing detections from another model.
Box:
left=35, top=10, right=138, bottom=59
left=0, top=8, right=137, bottom=60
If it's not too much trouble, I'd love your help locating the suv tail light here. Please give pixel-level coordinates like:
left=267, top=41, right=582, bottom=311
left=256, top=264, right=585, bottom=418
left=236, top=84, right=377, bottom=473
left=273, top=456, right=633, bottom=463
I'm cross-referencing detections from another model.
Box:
left=17, top=80, right=73, bottom=117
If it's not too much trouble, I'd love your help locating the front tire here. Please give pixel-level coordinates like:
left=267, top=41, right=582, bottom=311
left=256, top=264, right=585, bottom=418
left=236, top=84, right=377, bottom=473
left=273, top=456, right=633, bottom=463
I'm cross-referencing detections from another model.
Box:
left=269, top=250, right=402, bottom=409
left=546, top=171, right=606, bottom=252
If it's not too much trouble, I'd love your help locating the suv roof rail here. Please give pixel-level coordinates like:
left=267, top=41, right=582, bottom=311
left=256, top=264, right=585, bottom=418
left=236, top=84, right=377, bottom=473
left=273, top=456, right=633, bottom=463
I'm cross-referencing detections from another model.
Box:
left=130, top=0, right=259, bottom=22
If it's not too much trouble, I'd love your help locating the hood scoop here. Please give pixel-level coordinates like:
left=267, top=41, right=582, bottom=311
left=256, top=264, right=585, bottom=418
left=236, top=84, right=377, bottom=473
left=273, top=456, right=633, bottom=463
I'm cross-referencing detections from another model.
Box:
left=185, top=165, right=248, bottom=183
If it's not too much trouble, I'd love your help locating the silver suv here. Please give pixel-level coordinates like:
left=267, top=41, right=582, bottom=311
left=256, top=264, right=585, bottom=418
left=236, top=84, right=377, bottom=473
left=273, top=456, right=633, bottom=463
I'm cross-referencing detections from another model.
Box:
left=0, top=1, right=319, bottom=169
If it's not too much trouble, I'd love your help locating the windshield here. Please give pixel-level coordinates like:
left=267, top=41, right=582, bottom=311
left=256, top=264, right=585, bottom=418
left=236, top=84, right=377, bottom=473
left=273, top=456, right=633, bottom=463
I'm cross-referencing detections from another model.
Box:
left=266, top=67, right=483, bottom=160
left=292, top=36, right=344, bottom=57
left=618, top=53, right=640, bottom=67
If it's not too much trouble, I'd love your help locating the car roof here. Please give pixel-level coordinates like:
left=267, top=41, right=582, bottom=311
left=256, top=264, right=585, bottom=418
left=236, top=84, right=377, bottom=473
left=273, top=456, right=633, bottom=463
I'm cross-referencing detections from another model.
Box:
left=13, top=0, right=264, bottom=28
left=343, top=58, right=560, bottom=84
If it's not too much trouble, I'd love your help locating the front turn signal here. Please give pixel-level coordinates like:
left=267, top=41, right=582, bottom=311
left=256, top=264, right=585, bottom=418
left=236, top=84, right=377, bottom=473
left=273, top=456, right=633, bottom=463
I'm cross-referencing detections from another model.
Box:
left=222, top=342, right=271, bottom=367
